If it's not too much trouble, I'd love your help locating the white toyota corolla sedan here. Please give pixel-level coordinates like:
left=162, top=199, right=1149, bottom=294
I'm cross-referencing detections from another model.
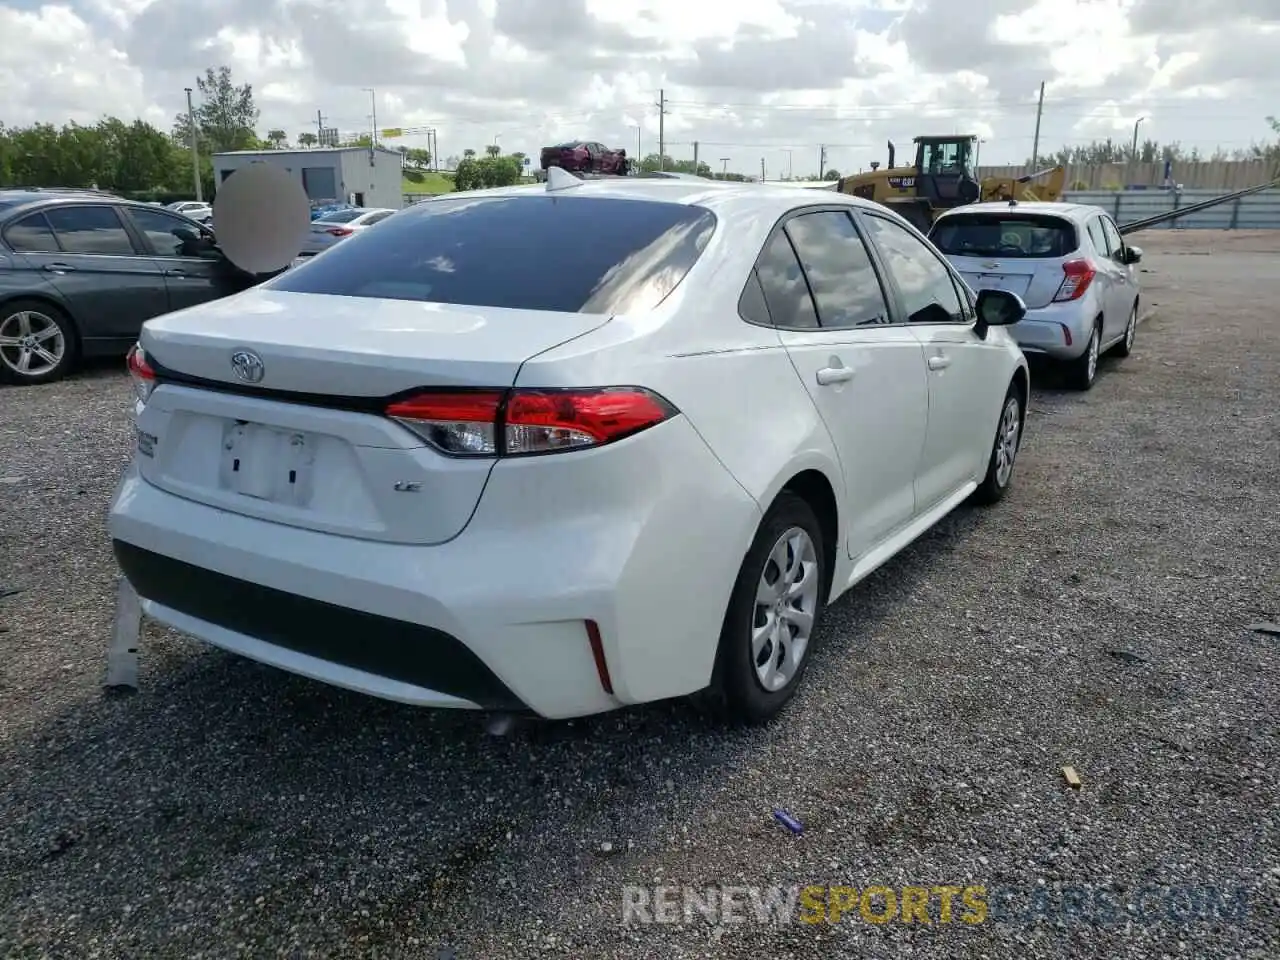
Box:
left=109, top=175, right=1030, bottom=723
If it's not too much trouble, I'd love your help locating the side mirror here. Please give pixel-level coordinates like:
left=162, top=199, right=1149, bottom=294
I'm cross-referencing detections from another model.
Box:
left=974, top=288, right=1026, bottom=337
left=1121, top=245, right=1142, bottom=264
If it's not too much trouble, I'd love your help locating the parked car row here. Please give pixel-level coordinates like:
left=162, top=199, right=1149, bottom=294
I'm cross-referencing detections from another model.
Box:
left=110, top=176, right=1041, bottom=724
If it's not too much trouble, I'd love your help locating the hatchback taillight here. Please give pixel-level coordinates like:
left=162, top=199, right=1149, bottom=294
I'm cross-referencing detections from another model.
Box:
left=126, top=343, right=156, bottom=404
left=384, top=387, right=677, bottom=457
left=325, top=227, right=354, bottom=237
left=1052, top=259, right=1096, bottom=302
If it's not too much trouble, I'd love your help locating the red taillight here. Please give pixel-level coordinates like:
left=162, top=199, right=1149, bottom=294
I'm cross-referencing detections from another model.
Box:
left=325, top=227, right=354, bottom=237
left=1053, top=258, right=1096, bottom=302
left=384, top=387, right=676, bottom=457
left=126, top=343, right=156, bottom=403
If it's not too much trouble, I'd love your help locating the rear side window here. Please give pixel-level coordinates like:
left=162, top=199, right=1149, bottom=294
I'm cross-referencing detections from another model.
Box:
left=783, top=211, right=890, bottom=327
left=1086, top=218, right=1109, bottom=254
left=5, top=212, right=61, bottom=253
left=930, top=213, right=1078, bottom=259
left=269, top=195, right=717, bottom=315
left=44, top=206, right=136, bottom=255
left=361, top=211, right=394, bottom=226
left=753, top=231, right=818, bottom=329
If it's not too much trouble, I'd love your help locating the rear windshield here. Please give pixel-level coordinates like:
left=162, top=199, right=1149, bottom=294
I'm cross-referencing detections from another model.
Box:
left=929, top=214, right=1078, bottom=259
left=268, top=195, right=718, bottom=315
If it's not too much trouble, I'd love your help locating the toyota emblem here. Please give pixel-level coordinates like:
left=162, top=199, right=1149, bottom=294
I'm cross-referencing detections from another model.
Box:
left=230, top=349, right=265, bottom=384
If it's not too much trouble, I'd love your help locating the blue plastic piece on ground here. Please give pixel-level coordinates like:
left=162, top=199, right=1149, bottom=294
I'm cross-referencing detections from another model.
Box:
left=773, top=809, right=803, bottom=834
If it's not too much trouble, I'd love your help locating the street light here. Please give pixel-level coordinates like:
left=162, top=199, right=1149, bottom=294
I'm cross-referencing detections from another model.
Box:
left=184, top=86, right=201, bottom=202
left=1128, top=116, right=1145, bottom=187
left=363, top=88, right=377, bottom=146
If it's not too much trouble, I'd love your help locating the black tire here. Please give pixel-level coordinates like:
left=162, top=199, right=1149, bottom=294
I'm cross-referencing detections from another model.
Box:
left=972, top=382, right=1025, bottom=505
left=1113, top=301, right=1138, bottom=358
left=1064, top=320, right=1101, bottom=391
left=0, top=298, right=78, bottom=386
left=705, top=491, right=827, bottom=724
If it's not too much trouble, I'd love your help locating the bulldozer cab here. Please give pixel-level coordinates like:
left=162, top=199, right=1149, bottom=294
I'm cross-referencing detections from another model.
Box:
left=913, top=135, right=981, bottom=207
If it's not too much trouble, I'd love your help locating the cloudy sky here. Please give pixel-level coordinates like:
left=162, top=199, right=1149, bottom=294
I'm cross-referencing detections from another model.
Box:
left=2, top=0, right=1278, bottom=177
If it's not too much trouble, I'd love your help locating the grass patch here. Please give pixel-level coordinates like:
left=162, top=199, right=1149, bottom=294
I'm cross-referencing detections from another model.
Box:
left=402, top=171, right=455, bottom=195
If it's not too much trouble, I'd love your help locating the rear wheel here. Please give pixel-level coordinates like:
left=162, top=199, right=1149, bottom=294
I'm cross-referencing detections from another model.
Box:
left=1064, top=321, right=1100, bottom=391
left=0, top=299, right=77, bottom=386
left=706, top=492, right=827, bottom=724
left=1113, top=302, right=1138, bottom=358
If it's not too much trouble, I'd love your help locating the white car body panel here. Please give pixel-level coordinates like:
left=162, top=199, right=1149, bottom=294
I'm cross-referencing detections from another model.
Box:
left=110, top=178, right=1028, bottom=718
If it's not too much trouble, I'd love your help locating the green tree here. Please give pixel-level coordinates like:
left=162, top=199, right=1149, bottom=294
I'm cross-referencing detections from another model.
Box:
left=823, top=168, right=841, bottom=181
left=266, top=129, right=288, bottom=149
left=297, top=132, right=318, bottom=149
left=453, top=151, right=521, bottom=191
left=172, top=66, right=260, bottom=155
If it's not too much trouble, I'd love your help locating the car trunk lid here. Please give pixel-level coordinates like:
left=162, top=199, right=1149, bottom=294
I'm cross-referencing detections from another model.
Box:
left=135, top=288, right=609, bottom=544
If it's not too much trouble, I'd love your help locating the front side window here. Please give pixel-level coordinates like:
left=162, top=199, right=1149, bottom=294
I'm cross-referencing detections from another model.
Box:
left=128, top=207, right=212, bottom=258
left=1101, top=217, right=1124, bottom=257
left=1086, top=218, right=1110, bottom=255
left=861, top=213, right=965, bottom=325
left=268, top=195, right=716, bottom=315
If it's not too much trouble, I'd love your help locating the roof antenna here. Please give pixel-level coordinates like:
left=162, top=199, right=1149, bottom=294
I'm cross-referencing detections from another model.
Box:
left=546, top=166, right=585, bottom=193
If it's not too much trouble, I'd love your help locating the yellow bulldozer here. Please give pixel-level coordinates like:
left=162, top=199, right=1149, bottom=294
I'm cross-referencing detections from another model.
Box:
left=837, top=134, right=1066, bottom=231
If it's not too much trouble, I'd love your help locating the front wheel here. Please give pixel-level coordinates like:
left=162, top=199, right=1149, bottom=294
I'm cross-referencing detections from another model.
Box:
left=1113, top=303, right=1138, bottom=358
left=972, top=383, right=1024, bottom=505
left=706, top=492, right=827, bottom=724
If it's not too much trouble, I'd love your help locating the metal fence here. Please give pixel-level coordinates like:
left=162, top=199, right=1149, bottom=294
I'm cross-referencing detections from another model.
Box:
left=978, top=160, right=1274, bottom=191
left=1062, top=188, right=1280, bottom=230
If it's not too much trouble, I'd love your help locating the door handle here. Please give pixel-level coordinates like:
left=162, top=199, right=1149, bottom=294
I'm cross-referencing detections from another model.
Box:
left=42, top=263, right=75, bottom=274
left=928, top=354, right=952, bottom=371
left=164, top=269, right=187, bottom=278
left=815, top=364, right=855, bottom=386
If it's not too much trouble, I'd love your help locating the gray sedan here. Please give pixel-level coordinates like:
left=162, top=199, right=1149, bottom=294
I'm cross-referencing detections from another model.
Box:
left=0, top=190, right=253, bottom=385
left=293, top=207, right=398, bottom=263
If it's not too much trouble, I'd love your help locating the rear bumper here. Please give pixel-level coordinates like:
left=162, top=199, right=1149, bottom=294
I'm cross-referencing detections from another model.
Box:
left=1009, top=300, right=1096, bottom=360
left=108, top=416, right=761, bottom=718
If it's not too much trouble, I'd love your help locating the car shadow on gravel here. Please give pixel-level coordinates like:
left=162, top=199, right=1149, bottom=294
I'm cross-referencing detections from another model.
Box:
left=0, top=511, right=968, bottom=954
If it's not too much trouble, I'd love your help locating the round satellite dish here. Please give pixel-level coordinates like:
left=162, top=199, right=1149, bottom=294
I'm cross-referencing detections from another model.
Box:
left=211, top=164, right=310, bottom=275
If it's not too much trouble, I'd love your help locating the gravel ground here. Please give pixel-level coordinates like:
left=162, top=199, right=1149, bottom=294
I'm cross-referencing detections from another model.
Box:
left=1, top=230, right=1277, bottom=959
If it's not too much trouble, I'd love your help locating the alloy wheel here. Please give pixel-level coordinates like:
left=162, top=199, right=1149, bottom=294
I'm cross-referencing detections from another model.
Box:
left=1125, top=308, right=1137, bottom=351
left=752, top=526, right=820, bottom=692
left=1086, top=328, right=1099, bottom=383
left=994, top=395, right=1021, bottom=487
left=0, top=309, right=66, bottom=378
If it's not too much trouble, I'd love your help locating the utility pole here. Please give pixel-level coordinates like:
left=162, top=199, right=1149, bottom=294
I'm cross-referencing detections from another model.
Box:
left=1030, top=81, right=1045, bottom=169
left=693, top=140, right=699, bottom=173
left=720, top=158, right=729, bottom=179
left=184, top=87, right=202, bottom=202
left=760, top=158, right=766, bottom=182
left=655, top=89, right=666, bottom=171
left=315, top=109, right=325, bottom=143
left=818, top=144, right=827, bottom=179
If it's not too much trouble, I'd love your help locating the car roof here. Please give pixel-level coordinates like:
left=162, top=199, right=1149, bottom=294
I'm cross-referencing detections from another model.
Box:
left=935, top=201, right=1098, bottom=222
left=412, top=177, right=896, bottom=223
left=0, top=190, right=210, bottom=225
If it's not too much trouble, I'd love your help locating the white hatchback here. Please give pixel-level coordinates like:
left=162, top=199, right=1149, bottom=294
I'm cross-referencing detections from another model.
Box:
left=109, top=177, right=1030, bottom=723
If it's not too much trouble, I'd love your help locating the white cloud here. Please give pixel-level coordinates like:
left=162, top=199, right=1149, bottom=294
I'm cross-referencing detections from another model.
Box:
left=0, top=0, right=1277, bottom=177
